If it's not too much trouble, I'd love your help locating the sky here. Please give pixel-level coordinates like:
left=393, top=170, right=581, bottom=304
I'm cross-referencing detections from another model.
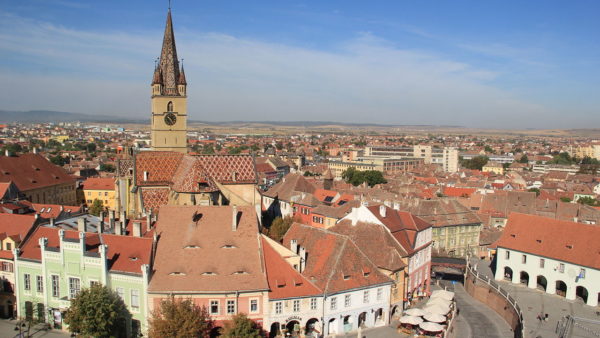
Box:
left=0, top=0, right=599, bottom=129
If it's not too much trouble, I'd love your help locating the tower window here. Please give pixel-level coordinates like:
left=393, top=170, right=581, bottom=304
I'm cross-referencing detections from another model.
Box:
left=167, top=101, right=173, bottom=112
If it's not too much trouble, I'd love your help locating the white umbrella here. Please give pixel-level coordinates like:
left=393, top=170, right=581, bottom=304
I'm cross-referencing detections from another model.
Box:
left=419, top=321, right=444, bottom=332
left=431, top=289, right=454, bottom=301
left=427, top=297, right=451, bottom=307
left=399, top=315, right=424, bottom=325
left=404, top=308, right=427, bottom=316
left=423, top=304, right=450, bottom=315
left=423, top=312, right=447, bottom=323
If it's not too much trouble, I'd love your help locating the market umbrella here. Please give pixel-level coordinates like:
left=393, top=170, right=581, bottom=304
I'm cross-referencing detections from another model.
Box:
left=431, top=289, right=454, bottom=301
left=427, top=297, right=451, bottom=307
left=399, top=315, right=424, bottom=325
left=423, top=304, right=450, bottom=315
left=419, top=321, right=444, bottom=332
left=404, top=308, right=427, bottom=317
left=423, top=312, right=447, bottom=323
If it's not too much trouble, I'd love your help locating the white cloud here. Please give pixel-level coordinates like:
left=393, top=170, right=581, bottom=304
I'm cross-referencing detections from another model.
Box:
left=0, top=11, right=562, bottom=128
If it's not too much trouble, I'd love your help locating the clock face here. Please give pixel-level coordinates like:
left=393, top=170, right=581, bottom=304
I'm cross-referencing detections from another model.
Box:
left=164, top=112, right=177, bottom=126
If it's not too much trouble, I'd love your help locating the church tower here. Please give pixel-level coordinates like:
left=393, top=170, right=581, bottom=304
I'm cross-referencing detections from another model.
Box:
left=150, top=8, right=187, bottom=153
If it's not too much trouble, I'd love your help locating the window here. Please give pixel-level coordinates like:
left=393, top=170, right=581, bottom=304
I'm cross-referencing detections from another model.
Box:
left=116, top=287, right=124, bottom=300
left=330, top=297, right=337, bottom=310
left=522, top=254, right=527, bottom=264
left=24, top=274, right=31, bottom=291
left=51, top=275, right=59, bottom=297
left=363, top=290, right=369, bottom=304
left=539, top=258, right=545, bottom=268
left=275, top=302, right=282, bottom=314
left=579, top=268, right=586, bottom=279
left=301, top=208, right=309, bottom=215
left=505, top=250, right=510, bottom=259
left=36, top=276, right=43, bottom=293
left=69, top=277, right=80, bottom=299
left=104, top=192, right=108, bottom=196
left=250, top=299, right=258, bottom=313
left=90, top=280, right=99, bottom=287
left=377, top=288, right=383, bottom=300
left=293, top=300, right=300, bottom=312
left=227, top=300, right=236, bottom=314
left=345, top=294, right=351, bottom=307
left=167, top=101, right=173, bottom=112
left=5, top=242, right=11, bottom=251
left=131, top=289, right=140, bottom=310
left=210, top=300, right=219, bottom=315
left=559, top=263, right=565, bottom=273
left=1, top=262, right=12, bottom=272
left=310, top=298, right=317, bottom=310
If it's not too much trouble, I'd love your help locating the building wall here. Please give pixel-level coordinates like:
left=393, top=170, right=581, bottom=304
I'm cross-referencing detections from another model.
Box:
left=84, top=189, right=117, bottom=210
left=266, top=296, right=322, bottom=336
left=432, top=223, right=481, bottom=257
left=495, top=247, right=599, bottom=307
left=323, top=285, right=391, bottom=336
left=23, top=182, right=77, bottom=206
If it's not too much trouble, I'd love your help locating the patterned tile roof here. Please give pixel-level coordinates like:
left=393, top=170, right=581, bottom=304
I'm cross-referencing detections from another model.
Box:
left=171, top=156, right=218, bottom=193
left=194, top=155, right=256, bottom=184
left=141, top=188, right=170, bottom=213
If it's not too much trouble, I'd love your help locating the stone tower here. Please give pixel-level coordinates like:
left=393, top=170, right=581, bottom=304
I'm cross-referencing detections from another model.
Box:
left=150, top=8, right=187, bottom=153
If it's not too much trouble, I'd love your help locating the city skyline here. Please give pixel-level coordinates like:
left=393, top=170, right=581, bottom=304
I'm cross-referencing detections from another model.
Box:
left=1, top=1, right=599, bottom=129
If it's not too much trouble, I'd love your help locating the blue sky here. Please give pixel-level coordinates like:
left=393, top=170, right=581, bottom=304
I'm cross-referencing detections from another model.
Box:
left=1, top=0, right=599, bottom=128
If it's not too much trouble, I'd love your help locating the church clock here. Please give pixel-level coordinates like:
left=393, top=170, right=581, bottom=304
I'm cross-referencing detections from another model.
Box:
left=164, top=112, right=177, bottom=126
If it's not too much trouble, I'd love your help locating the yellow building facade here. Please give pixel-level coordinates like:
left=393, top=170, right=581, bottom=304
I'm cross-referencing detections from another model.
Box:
left=82, top=177, right=117, bottom=210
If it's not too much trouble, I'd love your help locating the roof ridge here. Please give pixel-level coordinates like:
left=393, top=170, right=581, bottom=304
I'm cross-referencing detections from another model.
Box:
left=323, top=238, right=347, bottom=294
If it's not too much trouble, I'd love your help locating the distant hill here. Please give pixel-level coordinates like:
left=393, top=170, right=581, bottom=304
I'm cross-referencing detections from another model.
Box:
left=0, top=110, right=140, bottom=123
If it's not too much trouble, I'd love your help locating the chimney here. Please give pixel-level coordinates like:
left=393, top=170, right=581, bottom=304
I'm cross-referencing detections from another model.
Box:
left=143, top=171, right=149, bottom=181
left=133, top=221, right=142, bottom=237
left=34, top=213, right=39, bottom=220
left=77, top=217, right=87, bottom=232
left=379, top=205, right=387, bottom=218
left=120, top=210, right=126, bottom=222
left=32, top=147, right=37, bottom=154
left=49, top=218, right=55, bottom=227
left=393, top=202, right=400, bottom=210
left=109, top=210, right=115, bottom=221
left=291, top=239, right=298, bottom=254
left=4, top=149, right=9, bottom=157
left=60, top=205, right=64, bottom=212
left=299, top=246, right=306, bottom=272
left=146, top=213, right=152, bottom=231
left=98, top=217, right=104, bottom=234
left=231, top=205, right=238, bottom=231
left=115, top=222, right=122, bottom=236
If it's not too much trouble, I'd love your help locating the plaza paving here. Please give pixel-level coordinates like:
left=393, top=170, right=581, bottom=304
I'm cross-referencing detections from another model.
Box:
left=0, top=319, right=70, bottom=338
left=474, top=258, right=600, bottom=338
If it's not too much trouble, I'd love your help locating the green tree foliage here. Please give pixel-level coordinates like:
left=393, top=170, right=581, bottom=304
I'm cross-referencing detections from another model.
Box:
left=268, top=216, right=294, bottom=243
left=2, top=143, right=23, bottom=154
left=528, top=188, right=540, bottom=196
left=99, top=163, right=116, bottom=172
left=579, top=156, right=600, bottom=175
left=86, top=143, right=97, bottom=153
left=89, top=199, right=104, bottom=216
left=148, top=296, right=214, bottom=338
left=341, top=167, right=387, bottom=187
left=461, top=156, right=489, bottom=170
left=519, top=155, right=529, bottom=163
left=548, top=152, right=576, bottom=165
left=64, top=284, right=129, bottom=338
left=577, top=196, right=600, bottom=206
left=222, top=313, right=261, bottom=338
left=484, top=145, right=494, bottom=154
left=560, top=197, right=572, bottom=203
left=49, top=155, right=70, bottom=166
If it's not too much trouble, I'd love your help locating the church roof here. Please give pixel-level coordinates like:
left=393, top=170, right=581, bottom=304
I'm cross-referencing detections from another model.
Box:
left=158, top=9, right=182, bottom=96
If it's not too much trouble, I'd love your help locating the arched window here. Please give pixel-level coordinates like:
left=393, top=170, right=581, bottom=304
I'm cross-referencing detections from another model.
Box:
left=167, top=101, right=173, bottom=112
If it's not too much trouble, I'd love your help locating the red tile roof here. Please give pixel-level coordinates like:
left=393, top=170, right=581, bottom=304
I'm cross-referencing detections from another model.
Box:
left=0, top=214, right=37, bottom=259
left=496, top=213, right=600, bottom=269
left=366, top=205, right=431, bottom=255
left=82, top=177, right=115, bottom=191
left=262, top=237, right=321, bottom=299
left=443, top=186, right=476, bottom=198
left=0, top=154, right=75, bottom=191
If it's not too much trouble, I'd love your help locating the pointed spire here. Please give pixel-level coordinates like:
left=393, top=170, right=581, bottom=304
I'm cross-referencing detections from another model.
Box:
left=178, top=60, right=187, bottom=85
left=152, top=61, right=163, bottom=85
left=157, top=8, right=181, bottom=95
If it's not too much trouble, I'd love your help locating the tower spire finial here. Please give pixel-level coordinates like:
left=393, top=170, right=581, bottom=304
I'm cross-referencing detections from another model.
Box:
left=168, top=0, right=171, bottom=10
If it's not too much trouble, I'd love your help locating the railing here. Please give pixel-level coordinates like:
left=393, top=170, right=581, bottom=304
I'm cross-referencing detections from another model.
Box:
left=465, top=261, right=525, bottom=338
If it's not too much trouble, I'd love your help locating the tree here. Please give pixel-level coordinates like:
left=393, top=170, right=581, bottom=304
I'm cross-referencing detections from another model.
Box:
left=560, top=196, right=572, bottom=203
left=222, top=313, right=261, bottom=338
left=528, top=188, right=540, bottom=196
left=519, top=155, right=529, bottom=163
left=341, top=167, right=387, bottom=187
left=99, top=163, right=116, bottom=172
left=64, top=284, right=129, bottom=338
left=148, top=296, right=214, bottom=338
left=577, top=196, right=600, bottom=206
left=461, top=156, right=489, bottom=170
left=89, top=199, right=104, bottom=216
left=268, top=216, right=294, bottom=242
left=484, top=145, right=494, bottom=154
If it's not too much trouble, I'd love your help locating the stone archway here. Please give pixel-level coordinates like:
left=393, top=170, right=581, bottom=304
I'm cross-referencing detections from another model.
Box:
left=269, top=322, right=280, bottom=338
left=556, top=280, right=567, bottom=297
left=358, top=312, right=367, bottom=328
left=328, top=318, right=337, bottom=335
left=519, top=271, right=529, bottom=286
left=343, top=315, right=352, bottom=333
left=536, top=275, right=547, bottom=291
left=576, top=286, right=589, bottom=303
left=503, top=266, right=513, bottom=281
left=375, top=308, right=384, bottom=324
left=305, top=318, right=319, bottom=338
left=286, top=320, right=300, bottom=336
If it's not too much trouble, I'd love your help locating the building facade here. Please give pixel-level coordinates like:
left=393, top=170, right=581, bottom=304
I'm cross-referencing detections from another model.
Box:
left=82, top=177, right=117, bottom=210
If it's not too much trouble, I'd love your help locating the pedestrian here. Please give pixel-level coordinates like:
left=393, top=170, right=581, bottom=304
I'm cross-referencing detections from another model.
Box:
left=545, top=313, right=549, bottom=321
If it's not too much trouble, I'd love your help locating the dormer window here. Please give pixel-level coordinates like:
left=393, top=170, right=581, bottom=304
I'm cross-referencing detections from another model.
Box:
left=202, top=272, right=216, bottom=276
left=222, top=244, right=237, bottom=249
left=232, top=271, right=248, bottom=275
left=129, top=257, right=138, bottom=261
left=566, top=244, right=573, bottom=249
left=184, top=245, right=200, bottom=249
left=169, top=272, right=186, bottom=276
